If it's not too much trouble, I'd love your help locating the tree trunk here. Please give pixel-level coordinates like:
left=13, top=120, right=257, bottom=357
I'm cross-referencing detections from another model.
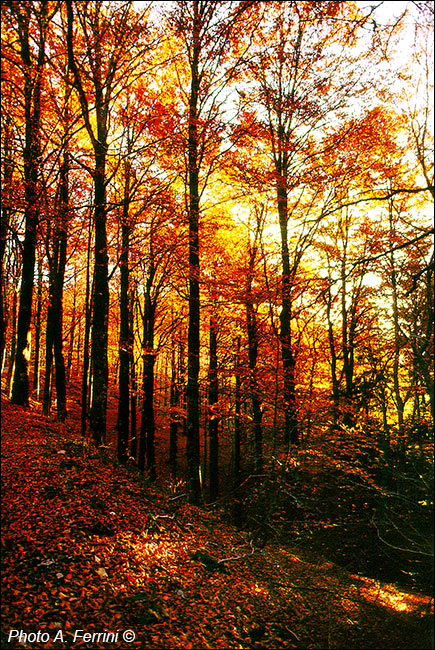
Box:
left=139, top=279, right=157, bottom=480
left=325, top=284, right=340, bottom=426
left=208, top=314, right=219, bottom=502
left=185, top=2, right=202, bottom=503
left=169, top=336, right=179, bottom=478
left=234, top=336, right=242, bottom=489
left=11, top=6, right=47, bottom=406
left=117, top=164, right=132, bottom=464
left=1, top=115, right=14, bottom=368
left=276, top=181, right=298, bottom=446
left=6, top=287, right=18, bottom=395
left=89, top=149, right=109, bottom=445
left=33, top=255, right=43, bottom=396
left=53, top=154, right=69, bottom=422
left=247, top=301, right=263, bottom=473
left=140, top=352, right=156, bottom=480
left=80, top=214, right=93, bottom=437
left=129, top=287, right=138, bottom=462
left=42, top=154, right=68, bottom=422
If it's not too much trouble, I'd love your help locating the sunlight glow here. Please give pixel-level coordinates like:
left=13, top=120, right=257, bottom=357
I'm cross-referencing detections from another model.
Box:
left=354, top=576, right=433, bottom=614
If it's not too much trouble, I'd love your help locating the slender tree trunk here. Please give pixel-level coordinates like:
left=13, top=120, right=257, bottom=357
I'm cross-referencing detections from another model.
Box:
left=43, top=294, right=54, bottom=416
left=325, top=284, right=340, bottom=426
left=6, top=287, right=18, bottom=394
left=81, top=214, right=93, bottom=436
left=52, top=154, right=69, bottom=422
left=141, top=352, right=156, bottom=480
left=42, top=152, right=68, bottom=420
left=66, top=3, right=111, bottom=446
left=66, top=287, right=76, bottom=383
left=247, top=303, right=263, bottom=473
left=33, top=255, right=43, bottom=396
left=117, top=163, right=132, bottom=464
left=1, top=116, right=14, bottom=367
left=234, top=336, right=242, bottom=489
left=208, top=314, right=219, bottom=502
left=246, top=233, right=263, bottom=473
left=169, top=335, right=179, bottom=478
left=276, top=180, right=298, bottom=445
left=11, top=6, right=47, bottom=406
left=129, top=287, right=138, bottom=461
left=341, top=253, right=355, bottom=426
left=89, top=149, right=109, bottom=445
left=391, top=253, right=405, bottom=437
left=185, top=2, right=202, bottom=503
left=139, top=277, right=156, bottom=480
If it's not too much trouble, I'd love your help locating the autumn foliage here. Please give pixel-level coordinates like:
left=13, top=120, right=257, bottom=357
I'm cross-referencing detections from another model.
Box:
left=1, top=1, right=434, bottom=648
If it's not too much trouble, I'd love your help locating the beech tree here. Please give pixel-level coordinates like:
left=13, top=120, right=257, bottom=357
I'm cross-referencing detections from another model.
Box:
left=238, top=1, right=395, bottom=446
left=4, top=1, right=53, bottom=407
left=168, top=0, right=260, bottom=502
left=66, top=0, right=145, bottom=445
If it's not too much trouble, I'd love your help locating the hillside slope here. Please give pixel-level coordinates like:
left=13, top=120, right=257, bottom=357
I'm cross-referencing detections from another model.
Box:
left=1, top=397, right=433, bottom=649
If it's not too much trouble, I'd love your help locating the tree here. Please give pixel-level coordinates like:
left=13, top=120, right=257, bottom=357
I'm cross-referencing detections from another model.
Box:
left=238, top=1, right=398, bottom=446
left=168, top=0, right=260, bottom=502
left=6, top=1, right=52, bottom=406
left=207, top=308, right=219, bottom=502
left=66, top=0, right=145, bottom=445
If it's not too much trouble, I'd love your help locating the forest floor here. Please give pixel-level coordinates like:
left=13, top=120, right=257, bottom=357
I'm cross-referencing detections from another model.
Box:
left=1, top=394, right=433, bottom=650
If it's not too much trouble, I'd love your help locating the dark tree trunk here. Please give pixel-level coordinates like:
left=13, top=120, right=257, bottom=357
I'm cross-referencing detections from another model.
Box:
left=139, top=275, right=157, bottom=480
left=89, top=149, right=109, bottom=445
left=234, top=336, right=242, bottom=489
left=325, top=284, right=340, bottom=426
left=277, top=181, right=298, bottom=446
left=247, top=299, right=263, bottom=473
left=11, top=5, right=47, bottom=406
left=81, top=215, right=93, bottom=436
left=33, top=256, right=43, bottom=395
left=246, top=235, right=263, bottom=473
left=1, top=116, right=14, bottom=367
left=185, top=1, right=202, bottom=504
left=43, top=296, right=54, bottom=416
left=67, top=2, right=112, bottom=446
left=66, top=288, right=76, bottom=383
left=140, top=352, right=156, bottom=480
left=208, top=314, right=219, bottom=502
left=53, top=154, right=69, bottom=422
left=43, top=153, right=69, bottom=421
left=129, top=286, right=138, bottom=461
left=169, top=337, right=179, bottom=478
left=117, top=165, right=132, bottom=464
left=6, top=287, right=18, bottom=394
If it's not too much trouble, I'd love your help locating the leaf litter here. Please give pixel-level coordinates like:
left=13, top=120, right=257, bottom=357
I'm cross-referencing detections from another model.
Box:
left=1, top=397, right=433, bottom=649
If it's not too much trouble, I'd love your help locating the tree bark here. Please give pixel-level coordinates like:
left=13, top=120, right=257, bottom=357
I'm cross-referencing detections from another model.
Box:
left=80, top=214, right=93, bottom=437
left=43, top=153, right=69, bottom=422
left=277, top=180, right=299, bottom=446
left=1, top=115, right=14, bottom=368
left=33, top=256, right=43, bottom=396
left=129, top=286, right=138, bottom=462
left=117, top=163, right=132, bottom=464
left=246, top=268, right=263, bottom=473
left=208, top=313, right=219, bottom=502
left=169, top=335, right=179, bottom=478
left=11, top=4, right=47, bottom=406
left=139, top=266, right=157, bottom=480
left=89, top=148, right=109, bottom=445
left=185, top=0, right=202, bottom=503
